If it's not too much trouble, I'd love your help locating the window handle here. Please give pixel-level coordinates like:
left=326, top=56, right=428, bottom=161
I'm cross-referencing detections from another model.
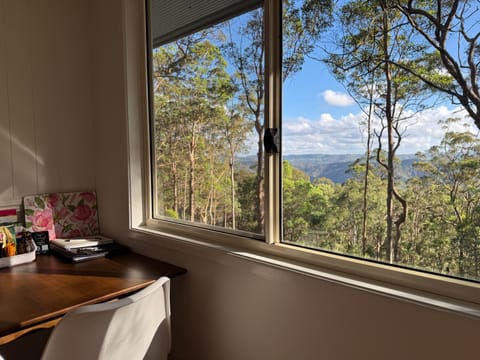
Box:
left=264, top=128, right=280, bottom=154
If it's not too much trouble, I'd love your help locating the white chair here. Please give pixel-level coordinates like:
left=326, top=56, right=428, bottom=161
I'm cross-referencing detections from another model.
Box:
left=40, top=276, right=171, bottom=360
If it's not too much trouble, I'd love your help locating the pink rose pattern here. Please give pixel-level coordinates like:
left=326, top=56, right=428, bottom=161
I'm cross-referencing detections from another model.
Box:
left=23, top=191, right=100, bottom=240
left=47, top=193, right=59, bottom=208
left=73, top=204, right=93, bottom=221
left=31, top=208, right=55, bottom=240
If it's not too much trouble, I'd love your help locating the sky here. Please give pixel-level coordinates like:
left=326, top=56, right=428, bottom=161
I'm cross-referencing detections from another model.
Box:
left=276, top=1, right=479, bottom=156
left=197, top=4, right=478, bottom=157
left=281, top=55, right=478, bottom=155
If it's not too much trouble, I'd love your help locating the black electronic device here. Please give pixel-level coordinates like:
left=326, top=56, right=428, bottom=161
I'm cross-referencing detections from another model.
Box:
left=30, top=231, right=50, bottom=254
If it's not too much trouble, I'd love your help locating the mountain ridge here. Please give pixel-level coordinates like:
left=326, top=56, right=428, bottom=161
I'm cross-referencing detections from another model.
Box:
left=238, top=153, right=419, bottom=183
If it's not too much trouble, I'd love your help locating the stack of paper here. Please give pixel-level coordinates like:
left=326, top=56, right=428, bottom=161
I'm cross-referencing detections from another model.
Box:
left=51, top=236, right=114, bottom=249
left=49, top=236, right=115, bottom=262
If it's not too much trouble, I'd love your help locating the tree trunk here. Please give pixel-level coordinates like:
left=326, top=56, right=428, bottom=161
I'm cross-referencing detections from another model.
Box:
left=230, top=156, right=236, bottom=230
left=393, top=186, right=407, bottom=262
left=383, top=5, right=394, bottom=263
left=255, top=119, right=264, bottom=233
left=171, top=160, right=178, bottom=214
left=361, top=81, right=375, bottom=256
left=188, top=124, right=197, bottom=222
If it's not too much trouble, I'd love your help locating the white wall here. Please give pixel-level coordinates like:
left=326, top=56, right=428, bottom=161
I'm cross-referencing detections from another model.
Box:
left=3, top=1, right=478, bottom=359
left=132, top=237, right=480, bottom=360
left=0, top=0, right=96, bottom=208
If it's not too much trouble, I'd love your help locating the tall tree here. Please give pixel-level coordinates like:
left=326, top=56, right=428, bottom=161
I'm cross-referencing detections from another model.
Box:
left=393, top=0, right=480, bottom=128
left=222, top=103, right=252, bottom=229
left=324, top=0, right=435, bottom=262
left=416, top=122, right=480, bottom=277
left=222, top=0, right=333, bottom=233
left=223, top=9, right=265, bottom=232
left=153, top=36, right=235, bottom=222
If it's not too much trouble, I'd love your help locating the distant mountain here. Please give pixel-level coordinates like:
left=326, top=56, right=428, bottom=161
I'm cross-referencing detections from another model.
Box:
left=238, top=153, right=420, bottom=184
left=283, top=154, right=359, bottom=183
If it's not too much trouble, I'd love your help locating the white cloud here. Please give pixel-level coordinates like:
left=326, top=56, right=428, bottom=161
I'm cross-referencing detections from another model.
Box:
left=321, top=90, right=355, bottom=107
left=285, top=117, right=313, bottom=134
left=284, top=112, right=366, bottom=154
left=282, top=106, right=477, bottom=155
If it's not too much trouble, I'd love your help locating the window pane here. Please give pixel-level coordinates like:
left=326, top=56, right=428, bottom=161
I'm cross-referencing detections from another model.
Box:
left=150, top=7, right=265, bottom=236
left=282, top=0, right=480, bottom=281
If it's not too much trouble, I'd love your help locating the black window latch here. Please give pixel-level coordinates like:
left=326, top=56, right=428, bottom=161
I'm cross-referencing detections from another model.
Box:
left=263, top=128, right=280, bottom=154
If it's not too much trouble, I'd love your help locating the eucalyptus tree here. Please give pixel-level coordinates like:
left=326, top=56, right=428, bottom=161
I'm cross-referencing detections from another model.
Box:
left=323, top=31, right=378, bottom=256
left=282, top=161, right=312, bottom=242
left=282, top=162, right=335, bottom=245
left=153, top=35, right=235, bottom=222
left=222, top=103, right=253, bottom=230
left=152, top=44, right=192, bottom=216
left=323, top=0, right=438, bottom=263
left=415, top=124, right=480, bottom=278
left=393, top=0, right=480, bottom=129
left=222, top=0, right=333, bottom=233
left=340, top=158, right=388, bottom=258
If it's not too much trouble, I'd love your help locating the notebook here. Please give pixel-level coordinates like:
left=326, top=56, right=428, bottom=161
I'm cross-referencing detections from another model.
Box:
left=49, top=243, right=109, bottom=262
left=51, top=236, right=113, bottom=250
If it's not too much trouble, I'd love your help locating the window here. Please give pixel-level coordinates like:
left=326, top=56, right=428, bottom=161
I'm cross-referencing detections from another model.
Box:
left=147, top=0, right=480, bottom=288
left=148, top=0, right=265, bottom=238
left=280, top=0, right=480, bottom=284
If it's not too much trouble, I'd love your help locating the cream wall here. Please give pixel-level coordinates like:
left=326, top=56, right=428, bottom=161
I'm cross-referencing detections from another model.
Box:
left=2, top=1, right=478, bottom=360
left=0, top=0, right=96, bottom=208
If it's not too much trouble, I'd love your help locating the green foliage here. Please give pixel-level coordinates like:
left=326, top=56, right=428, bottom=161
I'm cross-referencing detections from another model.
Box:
left=165, top=209, right=180, bottom=219
left=392, top=0, right=480, bottom=128
left=153, top=33, right=245, bottom=228
left=284, top=128, right=480, bottom=281
left=283, top=0, right=333, bottom=77
left=283, top=161, right=339, bottom=247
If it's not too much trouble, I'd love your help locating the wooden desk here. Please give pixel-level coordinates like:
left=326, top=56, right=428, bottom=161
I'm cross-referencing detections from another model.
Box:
left=0, top=252, right=185, bottom=340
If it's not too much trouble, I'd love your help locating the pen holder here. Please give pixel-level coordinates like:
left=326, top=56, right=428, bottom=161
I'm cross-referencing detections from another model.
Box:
left=0, top=239, right=36, bottom=269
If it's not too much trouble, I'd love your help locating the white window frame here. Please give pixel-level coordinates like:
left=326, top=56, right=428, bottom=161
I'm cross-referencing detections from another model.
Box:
left=124, top=0, right=480, bottom=318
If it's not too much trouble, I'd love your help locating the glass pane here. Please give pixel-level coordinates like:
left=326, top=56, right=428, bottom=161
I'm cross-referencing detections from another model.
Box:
left=282, top=0, right=480, bottom=281
left=150, top=7, right=265, bottom=236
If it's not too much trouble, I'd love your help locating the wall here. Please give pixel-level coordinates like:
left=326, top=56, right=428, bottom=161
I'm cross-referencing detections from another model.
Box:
left=5, top=1, right=477, bottom=359
left=130, top=236, right=480, bottom=360
left=0, top=0, right=96, bottom=208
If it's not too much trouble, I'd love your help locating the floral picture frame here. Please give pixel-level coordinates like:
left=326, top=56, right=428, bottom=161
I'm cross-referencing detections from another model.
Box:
left=23, top=191, right=100, bottom=240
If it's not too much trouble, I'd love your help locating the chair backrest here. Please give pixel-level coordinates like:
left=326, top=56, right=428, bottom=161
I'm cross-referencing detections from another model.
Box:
left=41, top=277, right=171, bottom=360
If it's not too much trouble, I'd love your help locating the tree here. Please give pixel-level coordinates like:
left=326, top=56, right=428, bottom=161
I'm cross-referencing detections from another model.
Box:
left=282, top=162, right=335, bottom=245
left=222, top=0, right=333, bottom=233
left=344, top=157, right=388, bottom=258
left=283, top=161, right=314, bottom=242
left=222, top=9, right=265, bottom=233
left=221, top=103, right=252, bottom=229
left=324, top=0, right=434, bottom=262
left=324, top=33, right=377, bottom=256
left=416, top=123, right=480, bottom=277
left=393, top=0, right=480, bottom=129
left=153, top=35, right=235, bottom=223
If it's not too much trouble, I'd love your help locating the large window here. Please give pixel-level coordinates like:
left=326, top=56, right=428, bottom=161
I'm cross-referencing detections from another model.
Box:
left=147, top=0, right=480, bottom=284
left=149, top=0, right=265, bottom=237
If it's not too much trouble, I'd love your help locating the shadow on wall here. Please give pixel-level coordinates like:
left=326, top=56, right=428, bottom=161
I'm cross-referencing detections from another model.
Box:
left=0, top=126, right=44, bottom=204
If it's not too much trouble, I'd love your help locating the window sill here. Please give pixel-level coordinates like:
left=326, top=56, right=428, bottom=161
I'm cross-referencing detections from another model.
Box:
left=130, top=223, right=480, bottom=319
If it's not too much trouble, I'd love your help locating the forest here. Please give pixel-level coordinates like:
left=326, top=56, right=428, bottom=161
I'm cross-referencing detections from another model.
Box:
left=151, top=1, right=480, bottom=281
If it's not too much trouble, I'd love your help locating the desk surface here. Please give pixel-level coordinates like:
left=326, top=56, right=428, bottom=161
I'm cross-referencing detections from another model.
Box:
left=0, top=252, right=186, bottom=337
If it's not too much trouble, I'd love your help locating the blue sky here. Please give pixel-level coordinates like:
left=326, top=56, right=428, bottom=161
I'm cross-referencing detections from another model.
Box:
left=281, top=52, right=477, bottom=156
left=215, top=4, right=479, bottom=157
left=277, top=1, right=479, bottom=156
left=282, top=57, right=358, bottom=121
